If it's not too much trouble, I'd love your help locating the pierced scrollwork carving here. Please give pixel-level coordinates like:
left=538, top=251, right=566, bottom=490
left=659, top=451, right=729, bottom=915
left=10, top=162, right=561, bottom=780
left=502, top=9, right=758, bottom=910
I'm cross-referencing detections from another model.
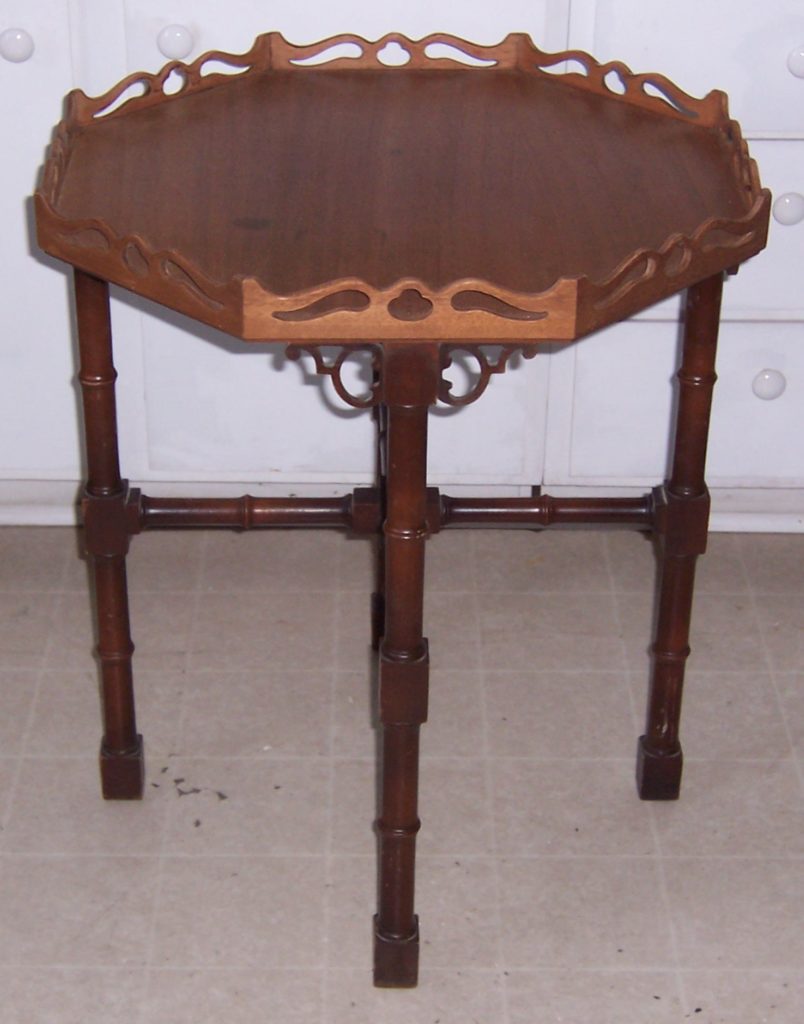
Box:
left=587, top=204, right=766, bottom=315
left=65, top=35, right=273, bottom=126
left=286, top=345, right=382, bottom=409
left=45, top=216, right=230, bottom=312
left=438, top=345, right=537, bottom=407
left=36, top=29, right=770, bottom=345
left=525, top=45, right=726, bottom=126
left=284, top=343, right=536, bottom=409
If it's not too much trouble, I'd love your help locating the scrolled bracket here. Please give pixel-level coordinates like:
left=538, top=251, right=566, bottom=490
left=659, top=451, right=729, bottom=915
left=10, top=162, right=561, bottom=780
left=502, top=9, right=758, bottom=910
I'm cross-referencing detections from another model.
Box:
left=437, top=345, right=537, bottom=407
left=286, top=344, right=382, bottom=409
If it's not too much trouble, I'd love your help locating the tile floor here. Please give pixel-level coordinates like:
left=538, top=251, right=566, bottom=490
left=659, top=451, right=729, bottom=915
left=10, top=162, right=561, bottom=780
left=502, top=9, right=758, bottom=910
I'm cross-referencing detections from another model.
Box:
left=0, top=524, right=802, bottom=1023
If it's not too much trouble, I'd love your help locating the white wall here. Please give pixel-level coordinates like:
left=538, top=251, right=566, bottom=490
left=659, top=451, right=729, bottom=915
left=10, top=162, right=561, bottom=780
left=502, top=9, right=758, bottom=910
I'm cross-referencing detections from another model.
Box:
left=1, top=0, right=802, bottom=528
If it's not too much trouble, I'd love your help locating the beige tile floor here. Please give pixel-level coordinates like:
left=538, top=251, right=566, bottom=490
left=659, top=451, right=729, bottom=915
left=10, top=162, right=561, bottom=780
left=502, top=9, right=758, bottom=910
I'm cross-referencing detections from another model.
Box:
left=0, top=524, right=802, bottom=1023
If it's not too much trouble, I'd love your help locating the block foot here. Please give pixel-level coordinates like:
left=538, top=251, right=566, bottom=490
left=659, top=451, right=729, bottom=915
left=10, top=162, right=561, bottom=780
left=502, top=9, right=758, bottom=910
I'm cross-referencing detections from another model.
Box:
left=636, top=735, right=682, bottom=800
left=373, top=915, right=419, bottom=988
left=100, top=735, right=145, bottom=800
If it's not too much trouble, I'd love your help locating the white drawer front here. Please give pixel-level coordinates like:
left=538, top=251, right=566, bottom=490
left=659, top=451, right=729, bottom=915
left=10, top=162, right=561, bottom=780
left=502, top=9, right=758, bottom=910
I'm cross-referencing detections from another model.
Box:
left=122, top=0, right=570, bottom=73
left=545, top=320, right=804, bottom=488
left=724, top=140, right=804, bottom=320
left=626, top=140, right=803, bottom=323
left=575, top=0, right=804, bottom=136
left=136, top=318, right=549, bottom=487
left=708, top=322, right=804, bottom=485
left=0, top=0, right=80, bottom=477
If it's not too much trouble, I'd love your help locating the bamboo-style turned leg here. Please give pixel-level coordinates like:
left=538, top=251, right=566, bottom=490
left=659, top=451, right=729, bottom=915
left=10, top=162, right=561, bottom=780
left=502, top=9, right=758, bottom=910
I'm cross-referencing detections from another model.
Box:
left=371, top=391, right=388, bottom=651
left=638, top=273, right=724, bottom=800
left=373, top=345, right=439, bottom=988
left=74, top=270, right=143, bottom=799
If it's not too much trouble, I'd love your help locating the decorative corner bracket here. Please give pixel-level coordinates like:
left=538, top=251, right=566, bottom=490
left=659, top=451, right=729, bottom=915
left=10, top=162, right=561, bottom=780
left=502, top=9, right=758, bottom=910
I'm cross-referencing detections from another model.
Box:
left=286, top=344, right=382, bottom=409
left=285, top=343, right=538, bottom=409
left=438, top=345, right=538, bottom=406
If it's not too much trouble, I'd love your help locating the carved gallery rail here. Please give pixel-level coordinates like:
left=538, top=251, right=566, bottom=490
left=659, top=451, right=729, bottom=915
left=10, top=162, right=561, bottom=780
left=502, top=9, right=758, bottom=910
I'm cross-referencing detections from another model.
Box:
left=35, top=31, right=769, bottom=989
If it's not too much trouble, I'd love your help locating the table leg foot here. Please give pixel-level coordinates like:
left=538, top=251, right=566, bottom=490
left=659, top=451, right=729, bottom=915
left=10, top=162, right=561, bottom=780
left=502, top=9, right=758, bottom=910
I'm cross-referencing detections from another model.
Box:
left=636, top=735, right=682, bottom=800
left=100, top=734, right=145, bottom=800
left=373, top=915, right=419, bottom=988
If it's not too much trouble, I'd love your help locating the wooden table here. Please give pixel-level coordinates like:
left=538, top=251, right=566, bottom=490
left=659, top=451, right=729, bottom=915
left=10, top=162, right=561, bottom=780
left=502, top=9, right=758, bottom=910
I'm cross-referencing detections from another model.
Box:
left=35, top=32, right=770, bottom=988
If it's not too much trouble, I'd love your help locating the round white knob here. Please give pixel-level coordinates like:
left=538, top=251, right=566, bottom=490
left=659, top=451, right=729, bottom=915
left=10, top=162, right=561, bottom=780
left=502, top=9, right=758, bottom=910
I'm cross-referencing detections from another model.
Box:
left=787, top=44, right=804, bottom=78
left=752, top=369, right=787, bottom=401
left=0, top=27, right=34, bottom=63
left=773, top=192, right=804, bottom=226
left=157, top=24, right=194, bottom=61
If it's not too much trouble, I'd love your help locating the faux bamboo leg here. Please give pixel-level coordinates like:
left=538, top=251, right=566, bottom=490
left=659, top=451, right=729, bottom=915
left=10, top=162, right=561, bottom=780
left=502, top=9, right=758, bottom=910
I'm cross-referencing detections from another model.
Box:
left=373, top=346, right=438, bottom=988
left=74, top=270, right=143, bottom=799
left=371, top=394, right=388, bottom=651
left=637, top=273, right=723, bottom=800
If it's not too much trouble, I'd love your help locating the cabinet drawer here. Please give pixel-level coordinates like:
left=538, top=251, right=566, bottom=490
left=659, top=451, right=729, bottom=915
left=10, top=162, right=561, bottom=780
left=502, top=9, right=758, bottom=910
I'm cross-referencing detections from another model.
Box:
left=708, top=322, right=804, bottom=485
left=629, top=140, right=804, bottom=323
left=545, top=320, right=804, bottom=488
left=137, top=316, right=549, bottom=487
left=576, top=0, right=804, bottom=136
left=122, top=0, right=570, bottom=72
left=724, top=140, right=804, bottom=319
left=0, top=0, right=81, bottom=476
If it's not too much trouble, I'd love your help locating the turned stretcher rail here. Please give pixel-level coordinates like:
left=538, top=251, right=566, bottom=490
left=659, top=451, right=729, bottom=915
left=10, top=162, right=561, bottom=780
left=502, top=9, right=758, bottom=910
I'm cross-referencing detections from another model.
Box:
left=137, top=493, right=353, bottom=528
left=439, top=494, right=654, bottom=528
left=132, top=489, right=654, bottom=532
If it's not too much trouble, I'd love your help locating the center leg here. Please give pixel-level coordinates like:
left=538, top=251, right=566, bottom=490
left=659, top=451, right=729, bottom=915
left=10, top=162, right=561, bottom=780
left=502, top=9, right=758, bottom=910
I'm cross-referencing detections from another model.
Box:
left=373, top=344, right=439, bottom=988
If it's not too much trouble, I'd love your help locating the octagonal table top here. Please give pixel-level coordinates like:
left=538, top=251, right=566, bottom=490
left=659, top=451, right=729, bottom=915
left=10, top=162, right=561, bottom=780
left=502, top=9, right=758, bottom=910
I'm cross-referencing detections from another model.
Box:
left=35, top=32, right=770, bottom=342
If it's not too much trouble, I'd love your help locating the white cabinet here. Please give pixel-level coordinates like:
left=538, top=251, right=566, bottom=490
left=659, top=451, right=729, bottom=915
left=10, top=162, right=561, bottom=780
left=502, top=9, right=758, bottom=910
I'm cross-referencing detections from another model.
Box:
left=0, top=1, right=801, bottom=525
left=544, top=320, right=804, bottom=488
left=114, top=0, right=563, bottom=489
left=122, top=0, right=570, bottom=66
left=0, top=0, right=78, bottom=478
left=728, top=141, right=804, bottom=320
left=569, top=0, right=804, bottom=136
left=541, top=0, right=804, bottom=525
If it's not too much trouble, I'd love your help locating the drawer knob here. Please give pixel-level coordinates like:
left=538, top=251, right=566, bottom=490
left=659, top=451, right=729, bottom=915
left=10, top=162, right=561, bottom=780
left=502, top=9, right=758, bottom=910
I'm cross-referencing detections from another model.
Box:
left=752, top=368, right=787, bottom=401
left=0, top=27, right=34, bottom=63
left=773, top=192, right=804, bottom=226
left=787, top=44, right=804, bottom=78
left=157, top=24, right=194, bottom=60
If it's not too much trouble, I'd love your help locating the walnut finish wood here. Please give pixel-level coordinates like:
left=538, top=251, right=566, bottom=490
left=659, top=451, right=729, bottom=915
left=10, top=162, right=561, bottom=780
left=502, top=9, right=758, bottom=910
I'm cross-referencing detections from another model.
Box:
left=371, top=367, right=388, bottom=652
left=638, top=273, right=724, bottom=800
left=373, top=345, right=439, bottom=987
left=35, top=32, right=771, bottom=989
left=132, top=489, right=655, bottom=533
left=74, top=270, right=143, bottom=799
left=35, top=32, right=769, bottom=343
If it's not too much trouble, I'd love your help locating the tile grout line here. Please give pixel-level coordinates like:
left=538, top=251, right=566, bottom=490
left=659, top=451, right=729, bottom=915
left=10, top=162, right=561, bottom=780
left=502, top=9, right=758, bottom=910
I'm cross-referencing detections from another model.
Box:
left=8, top=751, right=795, bottom=764
left=473, top=530, right=514, bottom=1024
left=601, top=531, right=689, bottom=1014
left=1, top=594, right=59, bottom=835
left=320, top=545, right=345, bottom=1023
left=733, top=538, right=804, bottom=795
left=135, top=529, right=211, bottom=1024
left=7, top=749, right=795, bottom=765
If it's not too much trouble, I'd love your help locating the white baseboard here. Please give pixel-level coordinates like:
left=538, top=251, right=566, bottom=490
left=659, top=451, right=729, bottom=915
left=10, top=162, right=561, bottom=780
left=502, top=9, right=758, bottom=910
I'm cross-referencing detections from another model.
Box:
left=1, top=479, right=803, bottom=532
